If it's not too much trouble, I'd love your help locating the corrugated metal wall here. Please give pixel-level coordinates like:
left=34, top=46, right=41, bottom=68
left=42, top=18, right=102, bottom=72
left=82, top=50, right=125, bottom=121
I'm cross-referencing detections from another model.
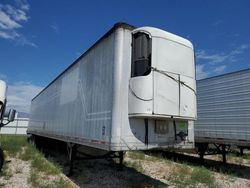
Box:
left=0, top=118, right=28, bottom=135
left=195, top=69, right=250, bottom=145
left=28, top=32, right=115, bottom=145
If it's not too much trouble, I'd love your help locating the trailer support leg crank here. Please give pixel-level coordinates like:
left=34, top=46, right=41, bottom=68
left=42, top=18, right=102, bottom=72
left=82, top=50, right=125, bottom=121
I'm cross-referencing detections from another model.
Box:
left=118, top=151, right=124, bottom=170
left=199, top=149, right=204, bottom=163
left=67, top=143, right=76, bottom=176
left=144, top=119, right=148, bottom=146
left=240, top=147, right=244, bottom=156
left=197, top=143, right=207, bottom=164
left=222, top=145, right=226, bottom=164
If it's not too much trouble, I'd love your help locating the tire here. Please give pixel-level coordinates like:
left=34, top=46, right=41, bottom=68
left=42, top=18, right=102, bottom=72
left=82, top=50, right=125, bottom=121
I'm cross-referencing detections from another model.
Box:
left=0, top=147, right=4, bottom=171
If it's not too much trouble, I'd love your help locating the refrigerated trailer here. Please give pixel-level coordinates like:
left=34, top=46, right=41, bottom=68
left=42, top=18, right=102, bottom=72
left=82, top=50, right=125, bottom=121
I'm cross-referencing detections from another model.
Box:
left=195, top=68, right=250, bottom=163
left=27, top=23, right=196, bottom=170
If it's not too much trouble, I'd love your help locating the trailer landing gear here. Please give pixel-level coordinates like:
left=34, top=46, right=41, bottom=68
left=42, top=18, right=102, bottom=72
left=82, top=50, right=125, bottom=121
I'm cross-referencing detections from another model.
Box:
left=196, top=143, right=229, bottom=164
left=197, top=143, right=208, bottom=164
left=66, top=143, right=125, bottom=176
left=0, top=147, right=4, bottom=171
left=239, top=147, right=244, bottom=156
left=118, top=151, right=124, bottom=170
left=221, top=145, right=226, bottom=164
left=66, top=143, right=76, bottom=176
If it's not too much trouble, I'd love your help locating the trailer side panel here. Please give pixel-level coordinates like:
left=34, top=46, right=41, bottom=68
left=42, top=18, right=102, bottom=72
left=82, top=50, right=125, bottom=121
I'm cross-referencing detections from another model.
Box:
left=195, top=69, right=250, bottom=146
left=28, top=31, right=116, bottom=150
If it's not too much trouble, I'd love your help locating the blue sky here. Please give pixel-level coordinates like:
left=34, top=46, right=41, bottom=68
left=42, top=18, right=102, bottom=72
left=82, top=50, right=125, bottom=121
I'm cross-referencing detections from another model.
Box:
left=0, top=0, right=250, bottom=113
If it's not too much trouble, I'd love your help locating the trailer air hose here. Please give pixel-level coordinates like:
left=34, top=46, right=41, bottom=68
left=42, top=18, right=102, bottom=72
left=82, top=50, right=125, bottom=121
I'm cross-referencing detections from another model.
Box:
left=129, top=67, right=196, bottom=102
left=150, top=67, right=196, bottom=94
left=129, top=83, right=153, bottom=101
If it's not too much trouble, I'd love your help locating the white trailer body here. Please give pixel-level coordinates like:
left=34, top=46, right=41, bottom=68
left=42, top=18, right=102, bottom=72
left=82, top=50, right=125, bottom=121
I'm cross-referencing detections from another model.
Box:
left=0, top=80, right=7, bottom=124
left=27, top=23, right=196, bottom=151
left=0, top=80, right=16, bottom=170
left=0, top=80, right=7, bottom=104
left=195, top=69, right=250, bottom=146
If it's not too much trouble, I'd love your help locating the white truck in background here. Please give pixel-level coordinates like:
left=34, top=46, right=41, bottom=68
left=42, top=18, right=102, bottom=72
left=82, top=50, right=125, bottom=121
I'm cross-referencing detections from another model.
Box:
left=0, top=80, right=16, bottom=170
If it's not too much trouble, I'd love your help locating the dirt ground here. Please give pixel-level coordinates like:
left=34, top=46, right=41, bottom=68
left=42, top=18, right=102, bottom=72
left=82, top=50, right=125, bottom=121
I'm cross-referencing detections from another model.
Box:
left=1, top=150, right=250, bottom=188
left=0, top=156, right=77, bottom=188
left=0, top=158, right=31, bottom=188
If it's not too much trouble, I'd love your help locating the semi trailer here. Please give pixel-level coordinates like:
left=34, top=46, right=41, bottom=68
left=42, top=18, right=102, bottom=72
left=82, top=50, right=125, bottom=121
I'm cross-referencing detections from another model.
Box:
left=0, top=80, right=16, bottom=170
left=27, top=23, right=197, bottom=172
left=195, top=68, right=250, bottom=163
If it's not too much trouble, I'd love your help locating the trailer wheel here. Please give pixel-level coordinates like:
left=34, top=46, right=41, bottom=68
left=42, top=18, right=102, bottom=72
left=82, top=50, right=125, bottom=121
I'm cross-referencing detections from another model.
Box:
left=0, top=147, right=4, bottom=171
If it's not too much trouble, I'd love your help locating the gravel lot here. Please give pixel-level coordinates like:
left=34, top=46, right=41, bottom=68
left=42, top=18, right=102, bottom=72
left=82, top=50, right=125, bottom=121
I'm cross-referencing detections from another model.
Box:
left=1, top=141, right=250, bottom=188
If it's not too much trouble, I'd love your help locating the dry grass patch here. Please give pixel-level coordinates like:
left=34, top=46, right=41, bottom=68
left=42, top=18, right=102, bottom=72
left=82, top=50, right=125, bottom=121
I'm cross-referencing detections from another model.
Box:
left=0, top=136, right=75, bottom=188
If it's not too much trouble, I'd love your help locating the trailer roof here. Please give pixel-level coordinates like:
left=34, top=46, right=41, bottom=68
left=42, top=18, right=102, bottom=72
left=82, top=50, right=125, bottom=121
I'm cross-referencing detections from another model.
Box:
left=198, top=68, right=250, bottom=82
left=133, top=27, right=193, bottom=49
left=32, top=22, right=135, bottom=101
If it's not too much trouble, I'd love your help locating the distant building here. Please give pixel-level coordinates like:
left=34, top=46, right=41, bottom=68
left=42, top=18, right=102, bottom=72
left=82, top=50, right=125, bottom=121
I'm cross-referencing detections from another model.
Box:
left=0, top=111, right=28, bottom=135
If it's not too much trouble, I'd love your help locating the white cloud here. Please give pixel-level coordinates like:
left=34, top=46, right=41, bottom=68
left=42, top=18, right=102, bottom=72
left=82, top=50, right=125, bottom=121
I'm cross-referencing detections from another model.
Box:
left=15, top=0, right=30, bottom=11
left=50, top=23, right=59, bottom=33
left=196, top=44, right=249, bottom=79
left=196, top=50, right=227, bottom=64
left=6, top=82, right=43, bottom=113
left=196, top=64, right=209, bottom=80
left=0, top=30, right=19, bottom=39
left=5, top=4, right=28, bottom=22
left=196, top=64, right=229, bottom=80
left=16, top=34, right=37, bottom=47
left=230, top=44, right=249, bottom=56
left=213, top=65, right=227, bottom=74
left=212, top=20, right=223, bottom=26
left=0, top=10, right=21, bottom=29
left=0, top=1, right=36, bottom=47
left=0, top=73, right=7, bottom=80
left=196, top=44, right=249, bottom=64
